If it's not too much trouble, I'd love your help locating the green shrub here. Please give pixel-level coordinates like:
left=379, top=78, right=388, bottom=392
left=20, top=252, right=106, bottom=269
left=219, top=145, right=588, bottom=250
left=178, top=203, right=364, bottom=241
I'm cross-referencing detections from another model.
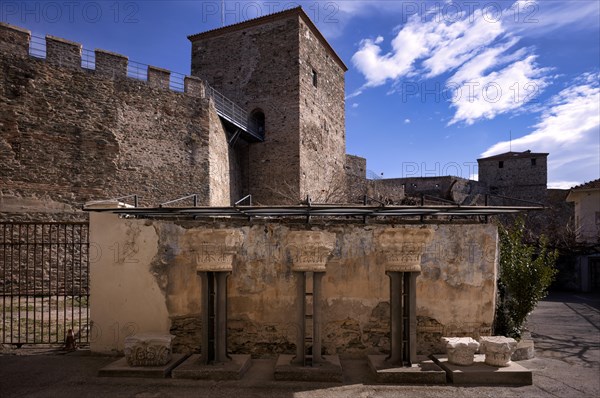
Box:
left=494, top=217, right=558, bottom=338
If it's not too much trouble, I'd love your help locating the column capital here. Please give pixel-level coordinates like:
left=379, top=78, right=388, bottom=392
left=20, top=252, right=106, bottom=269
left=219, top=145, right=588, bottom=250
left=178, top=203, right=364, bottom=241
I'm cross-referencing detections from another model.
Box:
left=376, top=228, right=434, bottom=272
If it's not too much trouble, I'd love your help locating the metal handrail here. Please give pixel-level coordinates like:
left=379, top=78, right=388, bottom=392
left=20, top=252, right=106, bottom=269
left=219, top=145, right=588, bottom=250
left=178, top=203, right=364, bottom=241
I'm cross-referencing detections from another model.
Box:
left=207, top=86, right=262, bottom=140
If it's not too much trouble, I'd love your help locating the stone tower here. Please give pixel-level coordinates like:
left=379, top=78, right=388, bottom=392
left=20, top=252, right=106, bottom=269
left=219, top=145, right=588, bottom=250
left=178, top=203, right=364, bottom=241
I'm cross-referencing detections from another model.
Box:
left=477, top=150, right=549, bottom=203
left=188, top=7, right=347, bottom=204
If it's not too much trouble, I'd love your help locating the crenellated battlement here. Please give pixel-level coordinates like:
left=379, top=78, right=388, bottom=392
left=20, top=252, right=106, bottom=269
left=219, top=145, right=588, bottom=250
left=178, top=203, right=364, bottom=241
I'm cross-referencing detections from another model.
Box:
left=0, top=21, right=206, bottom=98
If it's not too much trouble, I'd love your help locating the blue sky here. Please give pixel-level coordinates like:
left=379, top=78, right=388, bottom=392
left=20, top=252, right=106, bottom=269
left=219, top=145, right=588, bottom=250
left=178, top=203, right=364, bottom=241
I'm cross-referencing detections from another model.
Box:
left=2, top=0, right=599, bottom=188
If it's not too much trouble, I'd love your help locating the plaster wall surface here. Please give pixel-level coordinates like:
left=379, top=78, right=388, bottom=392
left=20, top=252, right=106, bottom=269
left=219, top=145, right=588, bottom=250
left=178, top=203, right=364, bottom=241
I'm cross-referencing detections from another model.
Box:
left=569, top=190, right=600, bottom=243
left=89, top=213, right=498, bottom=357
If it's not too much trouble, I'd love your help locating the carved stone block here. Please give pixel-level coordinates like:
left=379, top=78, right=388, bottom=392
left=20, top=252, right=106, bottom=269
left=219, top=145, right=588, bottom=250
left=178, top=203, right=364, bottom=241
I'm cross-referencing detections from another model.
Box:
left=192, top=229, right=243, bottom=272
left=442, top=337, right=480, bottom=366
left=376, top=228, right=434, bottom=272
left=286, top=231, right=336, bottom=272
left=124, top=333, right=175, bottom=367
left=479, top=336, right=518, bottom=367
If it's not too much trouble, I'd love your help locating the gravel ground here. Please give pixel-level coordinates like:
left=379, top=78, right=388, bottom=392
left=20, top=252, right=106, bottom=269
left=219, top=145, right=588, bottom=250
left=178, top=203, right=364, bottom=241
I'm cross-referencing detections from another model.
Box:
left=1, top=292, right=598, bottom=398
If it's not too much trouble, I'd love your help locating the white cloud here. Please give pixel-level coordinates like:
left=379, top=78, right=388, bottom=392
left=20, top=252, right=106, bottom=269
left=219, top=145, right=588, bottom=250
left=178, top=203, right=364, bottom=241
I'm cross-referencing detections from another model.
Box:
left=350, top=2, right=551, bottom=124
left=448, top=51, right=551, bottom=125
left=481, top=72, right=600, bottom=186
left=404, top=118, right=411, bottom=124
left=352, top=103, right=359, bottom=108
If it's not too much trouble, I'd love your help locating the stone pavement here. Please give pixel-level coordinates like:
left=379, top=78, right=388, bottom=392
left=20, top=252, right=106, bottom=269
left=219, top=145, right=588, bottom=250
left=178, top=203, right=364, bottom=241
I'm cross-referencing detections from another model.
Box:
left=1, top=292, right=598, bottom=398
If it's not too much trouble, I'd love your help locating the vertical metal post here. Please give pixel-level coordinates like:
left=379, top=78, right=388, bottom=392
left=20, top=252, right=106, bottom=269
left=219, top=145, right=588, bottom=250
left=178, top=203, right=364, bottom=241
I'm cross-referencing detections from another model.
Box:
left=312, top=272, right=324, bottom=364
left=408, top=272, right=418, bottom=365
left=199, top=271, right=230, bottom=365
left=294, top=271, right=306, bottom=365
left=199, top=272, right=210, bottom=365
left=387, top=271, right=403, bottom=365
left=215, top=272, right=230, bottom=363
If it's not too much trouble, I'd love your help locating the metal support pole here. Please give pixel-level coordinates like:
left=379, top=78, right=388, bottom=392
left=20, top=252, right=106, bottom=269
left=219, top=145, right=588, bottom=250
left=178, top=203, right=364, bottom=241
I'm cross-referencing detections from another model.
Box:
left=294, top=271, right=306, bottom=365
left=312, top=272, right=324, bottom=364
left=199, top=272, right=210, bottom=365
left=408, top=272, right=418, bottom=365
left=215, top=272, right=230, bottom=363
left=198, top=271, right=230, bottom=365
left=387, top=271, right=403, bottom=365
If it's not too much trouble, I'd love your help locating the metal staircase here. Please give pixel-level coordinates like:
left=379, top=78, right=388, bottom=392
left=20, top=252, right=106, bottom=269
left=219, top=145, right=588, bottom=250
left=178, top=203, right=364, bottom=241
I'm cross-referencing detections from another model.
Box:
left=206, top=86, right=264, bottom=142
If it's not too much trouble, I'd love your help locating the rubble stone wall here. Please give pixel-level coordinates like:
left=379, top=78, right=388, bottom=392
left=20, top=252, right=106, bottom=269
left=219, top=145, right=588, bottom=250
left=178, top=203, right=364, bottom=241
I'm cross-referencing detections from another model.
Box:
left=0, top=23, right=233, bottom=221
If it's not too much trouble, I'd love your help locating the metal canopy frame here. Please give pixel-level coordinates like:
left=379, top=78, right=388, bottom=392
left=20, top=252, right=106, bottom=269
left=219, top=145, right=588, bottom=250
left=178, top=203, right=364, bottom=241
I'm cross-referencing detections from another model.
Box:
left=83, top=200, right=543, bottom=221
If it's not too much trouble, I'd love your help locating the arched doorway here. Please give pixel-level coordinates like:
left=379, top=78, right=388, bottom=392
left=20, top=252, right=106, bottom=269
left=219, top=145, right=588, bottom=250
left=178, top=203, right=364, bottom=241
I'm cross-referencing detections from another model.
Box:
left=249, top=109, right=265, bottom=137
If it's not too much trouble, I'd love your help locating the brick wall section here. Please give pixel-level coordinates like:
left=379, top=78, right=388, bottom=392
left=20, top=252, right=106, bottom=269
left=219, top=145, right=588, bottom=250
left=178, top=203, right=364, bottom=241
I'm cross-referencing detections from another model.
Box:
left=298, top=18, right=346, bottom=203
left=0, top=22, right=30, bottom=57
left=0, top=27, right=231, bottom=219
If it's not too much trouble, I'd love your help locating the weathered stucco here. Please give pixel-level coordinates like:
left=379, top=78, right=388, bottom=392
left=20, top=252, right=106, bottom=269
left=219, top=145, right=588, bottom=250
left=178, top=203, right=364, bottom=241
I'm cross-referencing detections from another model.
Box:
left=89, top=212, right=497, bottom=357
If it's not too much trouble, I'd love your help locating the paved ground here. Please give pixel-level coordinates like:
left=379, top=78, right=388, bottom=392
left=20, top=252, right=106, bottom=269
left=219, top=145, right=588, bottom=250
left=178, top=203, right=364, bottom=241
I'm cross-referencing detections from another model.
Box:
left=1, top=292, right=598, bottom=397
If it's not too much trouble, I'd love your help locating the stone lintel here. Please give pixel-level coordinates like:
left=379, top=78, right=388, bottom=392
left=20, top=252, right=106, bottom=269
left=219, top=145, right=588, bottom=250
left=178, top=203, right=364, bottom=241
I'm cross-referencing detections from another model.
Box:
left=376, top=228, right=434, bottom=272
left=442, top=337, right=480, bottom=366
left=192, top=229, right=243, bottom=272
left=286, top=230, right=336, bottom=272
left=479, top=336, right=518, bottom=367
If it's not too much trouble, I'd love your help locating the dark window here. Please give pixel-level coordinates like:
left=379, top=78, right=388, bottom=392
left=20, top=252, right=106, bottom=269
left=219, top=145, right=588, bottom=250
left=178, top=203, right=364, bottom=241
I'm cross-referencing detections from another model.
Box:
left=499, top=161, right=504, bottom=168
left=250, top=109, right=265, bottom=136
left=531, top=158, right=537, bottom=166
left=311, top=69, right=318, bottom=87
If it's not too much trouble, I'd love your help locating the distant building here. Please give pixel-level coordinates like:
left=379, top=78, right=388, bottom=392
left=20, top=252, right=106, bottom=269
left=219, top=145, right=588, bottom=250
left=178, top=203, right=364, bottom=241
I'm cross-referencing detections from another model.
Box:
left=567, top=179, right=600, bottom=244
left=566, top=179, right=600, bottom=292
left=477, top=150, right=548, bottom=203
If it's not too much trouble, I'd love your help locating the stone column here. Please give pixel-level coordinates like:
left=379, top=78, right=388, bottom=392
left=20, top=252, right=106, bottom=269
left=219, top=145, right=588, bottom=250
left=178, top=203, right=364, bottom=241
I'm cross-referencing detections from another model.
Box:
left=377, top=228, right=433, bottom=366
left=286, top=231, right=336, bottom=366
left=194, top=229, right=242, bottom=365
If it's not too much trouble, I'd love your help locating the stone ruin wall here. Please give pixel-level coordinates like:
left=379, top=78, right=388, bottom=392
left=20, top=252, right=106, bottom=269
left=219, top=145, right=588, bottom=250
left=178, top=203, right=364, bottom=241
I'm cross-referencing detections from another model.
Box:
left=0, top=22, right=234, bottom=221
left=89, top=212, right=498, bottom=357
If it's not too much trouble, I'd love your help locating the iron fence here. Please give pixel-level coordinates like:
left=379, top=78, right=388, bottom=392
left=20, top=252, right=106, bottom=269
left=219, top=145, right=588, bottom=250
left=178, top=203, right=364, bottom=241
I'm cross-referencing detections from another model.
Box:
left=0, top=222, right=89, bottom=347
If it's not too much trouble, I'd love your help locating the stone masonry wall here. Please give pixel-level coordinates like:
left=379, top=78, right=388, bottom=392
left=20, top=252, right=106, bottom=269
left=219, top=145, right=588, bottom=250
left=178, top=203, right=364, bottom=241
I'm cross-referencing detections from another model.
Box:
left=478, top=155, right=548, bottom=202
left=0, top=23, right=233, bottom=220
left=190, top=14, right=302, bottom=205
left=298, top=18, right=346, bottom=203
left=89, top=212, right=498, bottom=357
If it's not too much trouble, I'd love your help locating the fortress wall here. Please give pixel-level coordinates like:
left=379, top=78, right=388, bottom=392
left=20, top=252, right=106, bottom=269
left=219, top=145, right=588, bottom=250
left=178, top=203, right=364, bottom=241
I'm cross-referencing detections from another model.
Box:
left=0, top=23, right=234, bottom=219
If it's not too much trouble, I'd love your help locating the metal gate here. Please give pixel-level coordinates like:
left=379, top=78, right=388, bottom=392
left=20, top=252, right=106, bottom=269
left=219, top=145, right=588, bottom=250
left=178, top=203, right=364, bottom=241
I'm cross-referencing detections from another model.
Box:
left=0, top=222, right=89, bottom=347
